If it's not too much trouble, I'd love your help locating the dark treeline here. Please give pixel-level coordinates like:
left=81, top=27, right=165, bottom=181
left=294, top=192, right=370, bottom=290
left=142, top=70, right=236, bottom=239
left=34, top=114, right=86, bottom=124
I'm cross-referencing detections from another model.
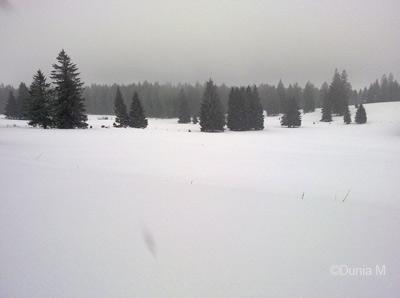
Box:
left=359, top=73, right=400, bottom=103
left=1, top=73, right=399, bottom=118
left=82, top=82, right=229, bottom=118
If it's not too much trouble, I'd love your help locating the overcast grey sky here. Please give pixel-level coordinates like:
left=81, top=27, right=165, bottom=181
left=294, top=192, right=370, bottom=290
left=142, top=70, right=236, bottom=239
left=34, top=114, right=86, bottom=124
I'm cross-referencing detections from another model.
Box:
left=0, top=0, right=399, bottom=88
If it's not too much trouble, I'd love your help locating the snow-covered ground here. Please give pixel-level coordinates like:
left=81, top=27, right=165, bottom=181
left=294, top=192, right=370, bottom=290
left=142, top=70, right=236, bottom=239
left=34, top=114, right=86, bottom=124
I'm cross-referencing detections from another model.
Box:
left=1, top=102, right=399, bottom=297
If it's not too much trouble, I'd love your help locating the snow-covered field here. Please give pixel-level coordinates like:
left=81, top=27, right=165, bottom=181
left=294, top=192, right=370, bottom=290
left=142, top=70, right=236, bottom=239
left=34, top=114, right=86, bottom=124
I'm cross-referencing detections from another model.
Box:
left=1, top=102, right=399, bottom=298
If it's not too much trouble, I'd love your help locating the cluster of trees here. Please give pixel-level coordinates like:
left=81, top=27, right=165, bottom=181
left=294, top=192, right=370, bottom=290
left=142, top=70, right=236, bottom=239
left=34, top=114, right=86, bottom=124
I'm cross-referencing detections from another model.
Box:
left=227, top=86, right=264, bottom=131
left=320, top=69, right=368, bottom=125
left=113, top=88, right=148, bottom=128
left=143, top=70, right=357, bottom=130
left=198, top=79, right=303, bottom=132
left=261, top=80, right=307, bottom=116
left=4, top=83, right=30, bottom=120
left=5, top=50, right=88, bottom=129
left=321, top=69, right=351, bottom=122
left=4, top=50, right=149, bottom=130
left=360, top=74, right=400, bottom=103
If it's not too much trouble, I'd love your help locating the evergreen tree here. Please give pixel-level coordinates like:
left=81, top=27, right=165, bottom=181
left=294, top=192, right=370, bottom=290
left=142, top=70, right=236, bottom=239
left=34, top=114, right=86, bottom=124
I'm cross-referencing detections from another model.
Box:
left=4, top=91, right=17, bottom=119
left=320, top=82, right=332, bottom=122
left=227, top=87, right=245, bottom=131
left=16, top=83, right=30, bottom=119
left=192, top=115, right=198, bottom=124
left=247, top=86, right=264, bottom=130
left=113, top=87, right=129, bottom=127
left=355, top=104, right=367, bottom=124
left=303, top=82, right=316, bottom=113
left=343, top=107, right=351, bottom=124
left=200, top=79, right=225, bottom=132
left=28, top=70, right=53, bottom=129
left=129, top=92, right=148, bottom=128
left=177, top=89, right=191, bottom=123
left=281, top=97, right=301, bottom=128
left=51, top=49, right=88, bottom=129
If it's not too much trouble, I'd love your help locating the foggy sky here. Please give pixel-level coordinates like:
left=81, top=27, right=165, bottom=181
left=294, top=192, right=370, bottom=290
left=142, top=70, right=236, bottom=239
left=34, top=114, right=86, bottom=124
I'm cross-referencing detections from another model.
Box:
left=0, top=0, right=399, bottom=88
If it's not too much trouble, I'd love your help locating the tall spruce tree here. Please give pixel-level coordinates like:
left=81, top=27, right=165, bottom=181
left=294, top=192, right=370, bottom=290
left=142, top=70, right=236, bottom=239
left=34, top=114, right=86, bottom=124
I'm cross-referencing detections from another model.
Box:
left=355, top=104, right=367, bottom=124
left=343, top=107, right=351, bottom=124
left=51, top=49, right=88, bottom=129
left=4, top=91, right=17, bottom=119
left=200, top=79, right=225, bottom=132
left=129, top=92, right=148, bottom=128
left=113, top=87, right=129, bottom=127
left=247, top=86, right=264, bottom=130
left=16, top=83, right=30, bottom=119
left=320, top=82, right=332, bottom=122
left=281, top=97, right=301, bottom=127
left=227, top=87, right=245, bottom=131
left=177, top=89, right=191, bottom=123
left=28, top=70, right=53, bottom=129
left=303, top=82, right=316, bottom=113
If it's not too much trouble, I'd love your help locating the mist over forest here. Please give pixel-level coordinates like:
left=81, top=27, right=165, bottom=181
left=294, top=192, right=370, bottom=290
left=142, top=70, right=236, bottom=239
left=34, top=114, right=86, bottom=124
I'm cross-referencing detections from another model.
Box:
left=1, top=73, right=399, bottom=118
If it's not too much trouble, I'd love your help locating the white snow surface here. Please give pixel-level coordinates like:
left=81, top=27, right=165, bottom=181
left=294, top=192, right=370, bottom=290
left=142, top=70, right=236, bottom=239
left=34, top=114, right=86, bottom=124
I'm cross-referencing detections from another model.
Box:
left=1, top=102, right=400, bottom=297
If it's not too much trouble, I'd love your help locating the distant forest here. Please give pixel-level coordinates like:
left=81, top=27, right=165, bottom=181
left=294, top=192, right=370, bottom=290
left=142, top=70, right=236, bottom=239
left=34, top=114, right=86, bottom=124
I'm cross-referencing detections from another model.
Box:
left=1, top=73, right=399, bottom=118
